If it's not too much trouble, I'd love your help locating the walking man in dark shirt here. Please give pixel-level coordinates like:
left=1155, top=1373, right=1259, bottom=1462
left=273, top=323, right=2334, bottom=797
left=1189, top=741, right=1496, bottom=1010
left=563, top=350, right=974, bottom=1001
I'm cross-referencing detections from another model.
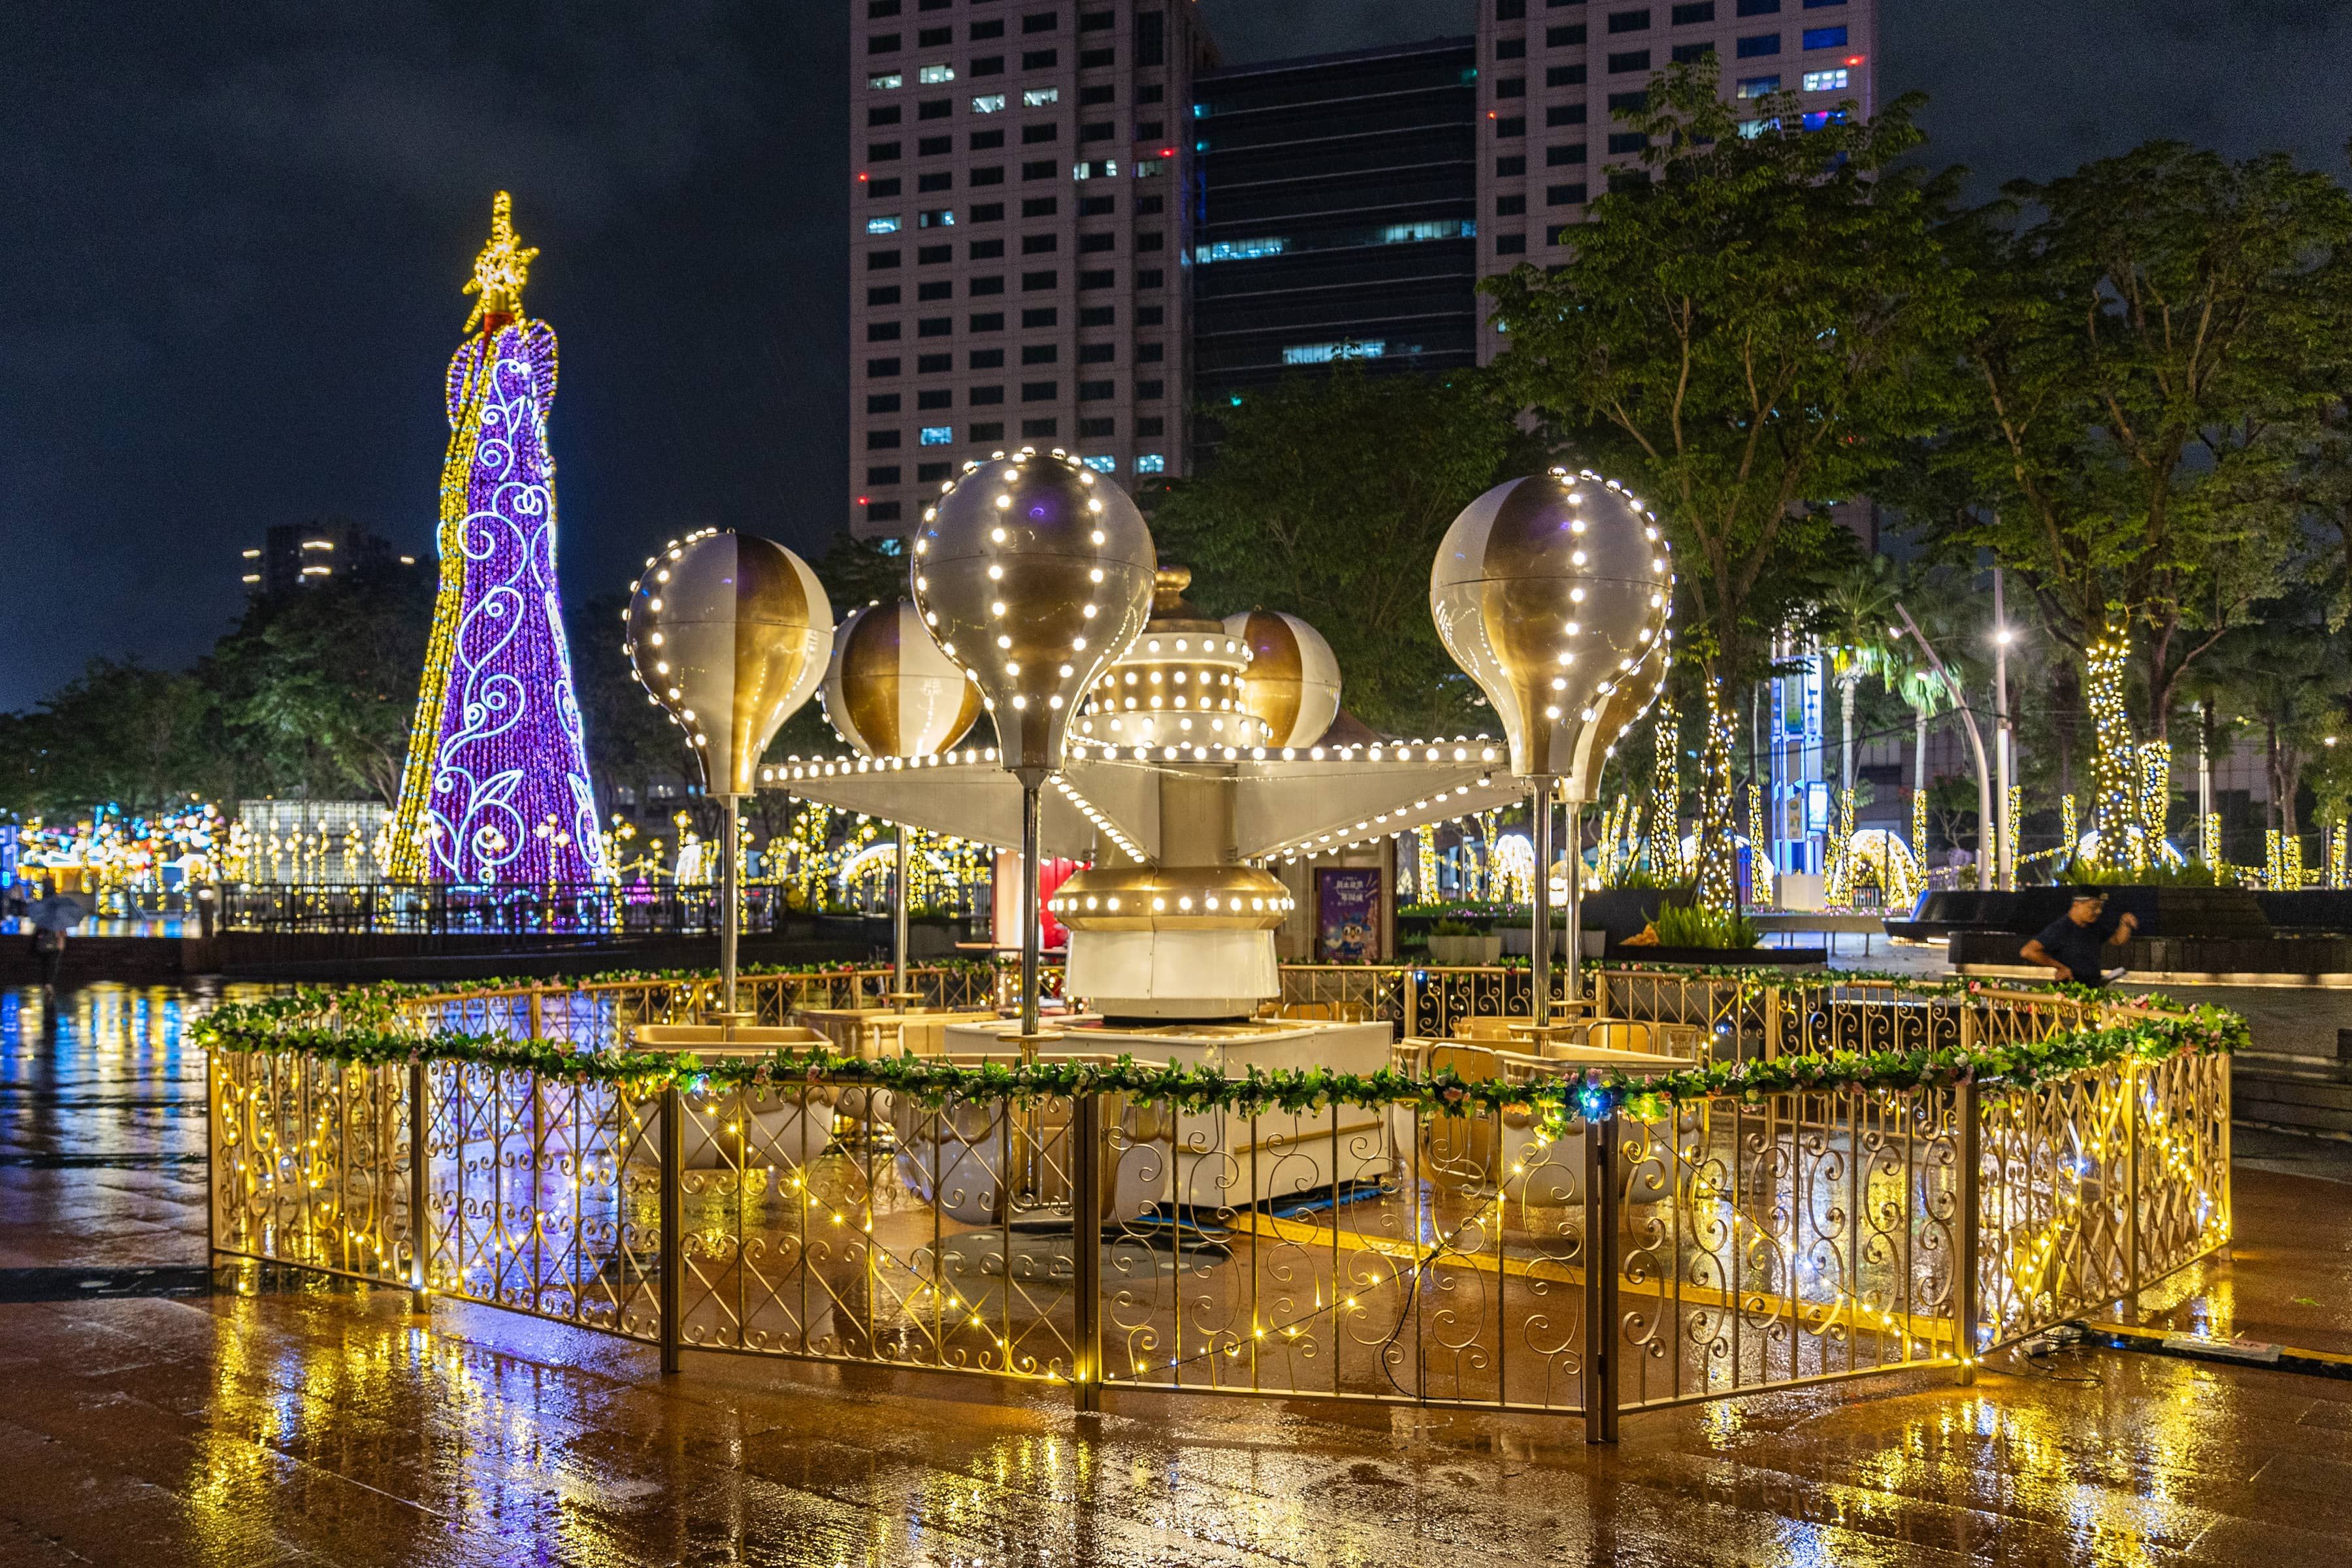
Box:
left=2020, top=891, right=2138, bottom=987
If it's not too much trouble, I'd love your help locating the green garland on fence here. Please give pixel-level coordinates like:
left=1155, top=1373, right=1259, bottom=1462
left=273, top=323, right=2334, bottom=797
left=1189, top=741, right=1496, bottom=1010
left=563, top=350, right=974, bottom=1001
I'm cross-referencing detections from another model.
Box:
left=195, top=989, right=2244, bottom=1123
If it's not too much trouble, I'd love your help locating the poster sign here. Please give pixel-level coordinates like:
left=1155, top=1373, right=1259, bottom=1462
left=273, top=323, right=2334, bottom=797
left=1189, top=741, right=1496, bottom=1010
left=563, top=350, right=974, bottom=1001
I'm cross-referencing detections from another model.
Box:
left=1315, top=867, right=1383, bottom=963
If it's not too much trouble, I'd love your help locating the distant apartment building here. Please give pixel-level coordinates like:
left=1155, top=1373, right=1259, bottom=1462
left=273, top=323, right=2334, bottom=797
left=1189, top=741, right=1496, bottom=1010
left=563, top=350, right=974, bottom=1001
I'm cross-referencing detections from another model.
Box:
left=1472, top=0, right=1876, bottom=360
left=847, top=0, right=1216, bottom=540
left=1190, top=39, right=1481, bottom=448
left=238, top=516, right=412, bottom=598
left=843, top=1, right=1876, bottom=531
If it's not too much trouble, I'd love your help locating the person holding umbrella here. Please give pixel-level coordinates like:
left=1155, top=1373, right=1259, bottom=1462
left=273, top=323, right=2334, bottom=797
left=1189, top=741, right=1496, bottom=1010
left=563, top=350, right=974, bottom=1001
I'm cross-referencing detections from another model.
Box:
left=23, top=890, right=87, bottom=992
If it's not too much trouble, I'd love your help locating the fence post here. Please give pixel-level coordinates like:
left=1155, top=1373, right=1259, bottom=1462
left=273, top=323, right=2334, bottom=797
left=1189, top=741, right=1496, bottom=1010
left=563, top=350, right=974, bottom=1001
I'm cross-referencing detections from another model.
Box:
left=203, top=1053, right=217, bottom=1269
left=1582, top=1110, right=1621, bottom=1442
left=1954, top=1079, right=1981, bottom=1385
left=527, top=985, right=545, bottom=1042
left=2123, top=1058, right=2141, bottom=1315
left=660, top=1086, right=684, bottom=1375
left=1071, top=1090, right=1103, bottom=1413
left=408, top=1060, right=429, bottom=1313
left=1762, top=985, right=1782, bottom=1060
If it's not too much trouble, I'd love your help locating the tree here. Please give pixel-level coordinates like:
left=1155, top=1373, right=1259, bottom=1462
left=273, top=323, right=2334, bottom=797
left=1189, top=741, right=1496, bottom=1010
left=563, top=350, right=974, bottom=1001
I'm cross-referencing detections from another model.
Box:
left=1484, top=63, right=1967, bottom=901
left=1151, top=364, right=1539, bottom=737
left=1930, top=142, right=2352, bottom=748
left=1817, top=557, right=1901, bottom=792
left=572, top=590, right=694, bottom=817
left=0, top=659, right=228, bottom=817
left=2205, top=600, right=2352, bottom=846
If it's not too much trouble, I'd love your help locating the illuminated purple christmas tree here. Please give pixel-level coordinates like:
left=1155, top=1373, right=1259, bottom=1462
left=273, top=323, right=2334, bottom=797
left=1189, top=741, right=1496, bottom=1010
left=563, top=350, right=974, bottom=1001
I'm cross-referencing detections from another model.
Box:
left=388, top=193, right=608, bottom=884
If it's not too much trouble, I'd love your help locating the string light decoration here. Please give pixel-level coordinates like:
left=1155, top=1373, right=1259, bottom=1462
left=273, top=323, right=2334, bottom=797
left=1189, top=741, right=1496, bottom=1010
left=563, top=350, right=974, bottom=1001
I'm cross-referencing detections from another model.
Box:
left=2006, top=785, right=2023, bottom=890
left=389, top=193, right=606, bottom=886
left=2136, top=741, right=2171, bottom=869
left=1695, top=697, right=1739, bottom=914
left=2330, top=821, right=2348, bottom=890
left=2084, top=630, right=2135, bottom=862
left=1650, top=717, right=1681, bottom=883
left=2060, top=794, right=2078, bottom=866
left=2200, top=809, right=2221, bottom=872
left=1912, top=785, right=1929, bottom=866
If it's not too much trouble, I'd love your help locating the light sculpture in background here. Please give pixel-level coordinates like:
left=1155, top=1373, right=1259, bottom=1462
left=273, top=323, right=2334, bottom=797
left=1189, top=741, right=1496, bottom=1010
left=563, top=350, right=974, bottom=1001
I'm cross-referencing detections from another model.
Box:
left=625, top=529, right=833, bottom=1013
left=822, top=599, right=983, bottom=1000
left=910, top=447, right=1156, bottom=1039
left=1433, top=467, right=1674, bottom=1023
left=390, top=192, right=608, bottom=885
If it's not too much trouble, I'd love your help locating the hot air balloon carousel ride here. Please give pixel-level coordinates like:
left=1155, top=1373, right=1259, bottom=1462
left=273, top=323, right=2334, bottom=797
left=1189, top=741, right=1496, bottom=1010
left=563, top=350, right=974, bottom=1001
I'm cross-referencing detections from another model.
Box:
left=766, top=450, right=1529, bottom=1263
left=791, top=600, right=1004, bottom=1068
left=623, top=528, right=844, bottom=1169
left=1419, top=467, right=1691, bottom=1201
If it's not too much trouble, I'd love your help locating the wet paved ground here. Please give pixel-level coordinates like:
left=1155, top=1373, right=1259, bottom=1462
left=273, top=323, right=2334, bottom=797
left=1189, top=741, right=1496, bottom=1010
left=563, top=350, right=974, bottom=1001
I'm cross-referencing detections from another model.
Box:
left=5, top=983, right=2352, bottom=1565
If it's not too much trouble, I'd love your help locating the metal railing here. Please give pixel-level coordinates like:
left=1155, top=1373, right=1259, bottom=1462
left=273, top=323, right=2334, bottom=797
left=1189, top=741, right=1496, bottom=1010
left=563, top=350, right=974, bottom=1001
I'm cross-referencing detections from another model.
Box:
left=207, top=971, right=2232, bottom=1434
left=212, top=881, right=985, bottom=937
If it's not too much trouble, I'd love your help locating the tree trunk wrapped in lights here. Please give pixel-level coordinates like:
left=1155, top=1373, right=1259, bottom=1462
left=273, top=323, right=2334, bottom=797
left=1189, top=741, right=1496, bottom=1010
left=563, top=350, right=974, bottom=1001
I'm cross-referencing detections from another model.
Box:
left=1649, top=715, right=1682, bottom=883
left=1695, top=694, right=1740, bottom=914
left=1912, top=785, right=1929, bottom=868
left=2085, top=629, right=2138, bottom=860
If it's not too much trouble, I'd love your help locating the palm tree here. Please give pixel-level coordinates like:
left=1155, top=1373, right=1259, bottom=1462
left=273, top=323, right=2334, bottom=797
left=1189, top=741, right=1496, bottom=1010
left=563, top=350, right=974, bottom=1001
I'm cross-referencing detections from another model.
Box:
left=1817, top=559, right=1901, bottom=793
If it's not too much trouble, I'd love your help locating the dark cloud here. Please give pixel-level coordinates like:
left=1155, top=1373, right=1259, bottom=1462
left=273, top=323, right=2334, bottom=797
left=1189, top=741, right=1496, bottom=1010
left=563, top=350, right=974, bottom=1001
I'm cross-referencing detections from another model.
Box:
left=1, top=2, right=2346, bottom=713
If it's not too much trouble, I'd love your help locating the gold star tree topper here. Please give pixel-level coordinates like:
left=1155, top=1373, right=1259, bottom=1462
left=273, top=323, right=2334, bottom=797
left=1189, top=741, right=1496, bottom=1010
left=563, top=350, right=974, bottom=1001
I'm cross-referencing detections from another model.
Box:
left=462, top=191, right=539, bottom=331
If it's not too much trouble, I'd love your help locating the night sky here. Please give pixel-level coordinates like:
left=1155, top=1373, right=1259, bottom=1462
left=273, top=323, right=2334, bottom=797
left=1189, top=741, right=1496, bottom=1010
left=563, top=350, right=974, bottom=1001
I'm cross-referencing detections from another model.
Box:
left=3, top=1, right=2347, bottom=711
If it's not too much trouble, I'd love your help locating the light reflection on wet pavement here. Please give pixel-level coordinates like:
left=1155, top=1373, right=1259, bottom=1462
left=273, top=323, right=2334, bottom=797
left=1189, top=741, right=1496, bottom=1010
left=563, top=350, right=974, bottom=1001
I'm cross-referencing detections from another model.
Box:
left=3, top=981, right=2351, bottom=1565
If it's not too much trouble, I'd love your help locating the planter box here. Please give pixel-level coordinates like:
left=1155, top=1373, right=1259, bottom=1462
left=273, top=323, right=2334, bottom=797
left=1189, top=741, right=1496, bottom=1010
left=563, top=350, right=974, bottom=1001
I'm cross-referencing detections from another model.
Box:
left=1426, top=934, right=1503, bottom=966
left=1603, top=945, right=1827, bottom=967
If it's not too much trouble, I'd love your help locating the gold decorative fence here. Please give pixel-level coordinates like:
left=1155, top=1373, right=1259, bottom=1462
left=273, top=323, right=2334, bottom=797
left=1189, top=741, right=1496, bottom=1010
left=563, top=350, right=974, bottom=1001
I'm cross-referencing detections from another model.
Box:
left=207, top=970, right=2232, bottom=1436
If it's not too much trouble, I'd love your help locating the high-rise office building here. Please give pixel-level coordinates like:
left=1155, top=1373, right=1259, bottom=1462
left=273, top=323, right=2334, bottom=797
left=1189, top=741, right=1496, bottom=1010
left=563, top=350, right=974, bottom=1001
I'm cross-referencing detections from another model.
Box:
left=237, top=515, right=412, bottom=597
left=1190, top=40, right=1480, bottom=440
left=1472, top=0, right=1876, bottom=361
left=847, top=0, right=1216, bottom=541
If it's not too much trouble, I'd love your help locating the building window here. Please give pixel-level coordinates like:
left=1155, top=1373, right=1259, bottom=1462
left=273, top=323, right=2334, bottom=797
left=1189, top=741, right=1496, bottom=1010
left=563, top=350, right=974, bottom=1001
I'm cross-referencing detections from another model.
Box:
left=868, top=250, right=902, bottom=270
left=867, top=465, right=902, bottom=485
left=1080, top=120, right=1116, bottom=141
left=1497, top=0, right=1527, bottom=16
left=918, top=134, right=951, bottom=155
left=1022, top=306, right=1059, bottom=327
left=1672, top=42, right=1714, bottom=61
left=1497, top=37, right=1526, bottom=59
left=1134, top=156, right=1167, bottom=178
left=1801, top=108, right=1846, bottom=129
left=1137, top=341, right=1164, bottom=362
left=1548, top=182, right=1588, bottom=204
left=1135, top=304, right=1162, bottom=325
left=1737, top=74, right=1780, bottom=95
left=1548, top=223, right=1579, bottom=244
left=1547, top=103, right=1587, bottom=127
left=1022, top=48, right=1057, bottom=69
left=920, top=426, right=953, bottom=445
left=1495, top=77, right=1526, bottom=98
left=1077, top=416, right=1114, bottom=436
left=870, top=140, right=902, bottom=161
left=918, top=25, right=950, bottom=45
left=1079, top=380, right=1115, bottom=400
left=1548, top=23, right=1586, bottom=44
left=1671, top=0, right=1714, bottom=19
left=1135, top=453, right=1165, bottom=474
left=868, top=321, right=902, bottom=341
left=918, top=170, right=952, bottom=192
left=973, top=93, right=1007, bottom=113
left=1497, top=233, right=1527, bottom=254
left=1079, top=269, right=1115, bottom=289
left=970, top=238, right=1006, bottom=259
left=1547, top=64, right=1587, bottom=87
left=917, top=243, right=951, bottom=263
left=970, top=385, right=1005, bottom=404
left=1607, top=50, right=1650, bottom=72
left=1021, top=417, right=1059, bottom=438
left=870, top=33, right=901, bottom=53
left=867, top=500, right=903, bottom=521
left=1022, top=233, right=1059, bottom=253
left=972, top=165, right=1005, bottom=186
left=1072, top=158, right=1119, bottom=178
left=1607, top=8, right=1651, bottom=32
left=1077, top=193, right=1115, bottom=215
left=1496, top=154, right=1527, bottom=176
left=918, top=279, right=951, bottom=300
left=972, top=130, right=1006, bottom=152
left=867, top=393, right=902, bottom=414
left=1023, top=9, right=1058, bottom=31
left=1023, top=196, right=1059, bottom=216
left=1136, top=378, right=1164, bottom=399
left=1803, top=0, right=1847, bottom=7
left=1081, top=11, right=1114, bottom=32
left=870, top=105, right=902, bottom=126
left=1079, top=342, right=1115, bottom=363
left=869, top=71, right=903, bottom=90
left=1022, top=122, right=1059, bottom=144
left=1497, top=193, right=1527, bottom=216
left=917, top=389, right=952, bottom=409
left=868, top=357, right=902, bottom=376
left=1081, top=82, right=1117, bottom=105
left=919, top=62, right=955, bottom=83
left=1079, top=304, right=1116, bottom=325
left=1024, top=344, right=1058, bottom=363
left=867, top=429, right=902, bottom=449
left=1024, top=87, right=1060, bottom=107
left=1737, top=33, right=1781, bottom=56
left=972, top=201, right=1005, bottom=221
left=1608, top=131, right=1648, bottom=154
left=970, top=348, right=1005, bottom=368
left=872, top=3, right=900, bottom=22
left=1548, top=142, right=1588, bottom=164
left=917, top=316, right=953, bottom=336
left=1137, top=10, right=1166, bottom=65
left=972, top=18, right=1005, bottom=38
left=1022, top=269, right=1058, bottom=290
left=917, top=461, right=953, bottom=482
left=1023, top=159, right=1056, bottom=179
left=970, top=312, right=1005, bottom=330
left=868, top=176, right=902, bottom=197
left=970, top=421, right=1005, bottom=440
left=1080, top=454, right=1117, bottom=474
left=919, top=207, right=954, bottom=226
left=1608, top=89, right=1647, bottom=110
left=1079, top=232, right=1116, bottom=253
left=970, top=276, right=1005, bottom=295
left=919, top=351, right=952, bottom=371
left=1802, top=25, right=1848, bottom=47
left=1495, top=116, right=1526, bottom=137
left=971, top=54, right=1004, bottom=74
left=1802, top=67, right=1848, bottom=90
left=868, top=215, right=902, bottom=235
left=1737, top=0, right=1779, bottom=11
left=1283, top=340, right=1384, bottom=365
